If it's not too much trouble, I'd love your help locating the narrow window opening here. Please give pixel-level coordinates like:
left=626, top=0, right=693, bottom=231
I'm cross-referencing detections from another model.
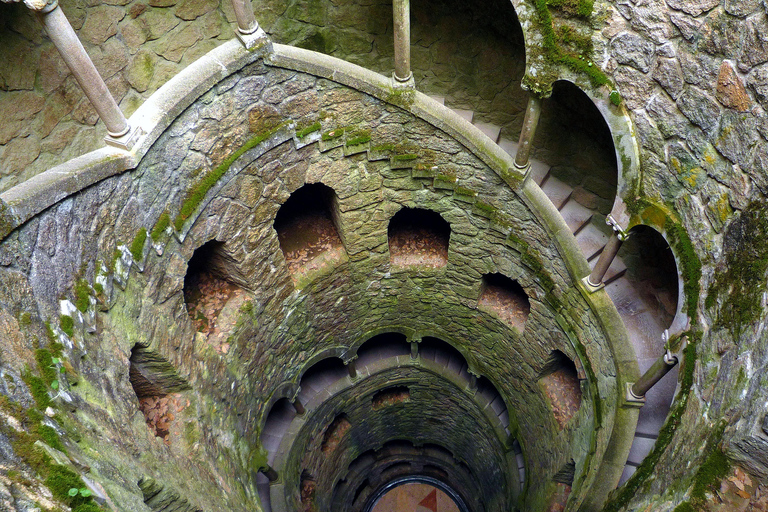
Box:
left=274, top=183, right=346, bottom=275
left=539, top=350, right=582, bottom=429
left=388, top=208, right=450, bottom=268
left=478, top=273, right=530, bottom=331
left=129, top=345, right=190, bottom=442
left=183, top=240, right=246, bottom=347
left=321, top=414, right=352, bottom=454
left=300, top=471, right=318, bottom=512
left=372, top=386, right=411, bottom=410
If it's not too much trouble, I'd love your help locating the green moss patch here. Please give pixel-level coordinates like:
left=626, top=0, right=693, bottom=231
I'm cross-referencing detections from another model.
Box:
left=345, top=130, right=371, bottom=146
left=130, top=228, right=147, bottom=262
left=691, top=444, right=729, bottom=503
left=707, top=201, right=768, bottom=337
left=174, top=123, right=288, bottom=230
left=74, top=280, right=90, bottom=314
left=60, top=315, right=74, bottom=338
left=150, top=212, right=170, bottom=242
left=602, top=335, right=699, bottom=512
left=665, top=221, right=701, bottom=320
left=296, top=121, right=321, bottom=139
left=530, top=0, right=609, bottom=88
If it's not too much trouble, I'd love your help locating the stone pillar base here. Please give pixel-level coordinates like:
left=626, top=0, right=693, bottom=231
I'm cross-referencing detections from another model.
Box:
left=391, top=73, right=415, bottom=89
left=105, top=125, right=143, bottom=151
left=624, top=382, right=646, bottom=408
left=580, top=275, right=605, bottom=294
left=236, top=27, right=270, bottom=50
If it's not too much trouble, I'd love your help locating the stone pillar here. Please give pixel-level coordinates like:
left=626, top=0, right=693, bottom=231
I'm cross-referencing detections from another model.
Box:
left=392, top=0, right=411, bottom=82
left=514, top=95, right=542, bottom=172
left=230, top=0, right=258, bottom=34
left=36, top=2, right=129, bottom=138
left=629, top=351, right=678, bottom=400
left=410, top=341, right=419, bottom=359
left=586, top=215, right=629, bottom=289
left=346, top=358, right=357, bottom=379
left=292, top=397, right=305, bottom=415
left=468, top=372, right=478, bottom=391
left=261, top=464, right=279, bottom=482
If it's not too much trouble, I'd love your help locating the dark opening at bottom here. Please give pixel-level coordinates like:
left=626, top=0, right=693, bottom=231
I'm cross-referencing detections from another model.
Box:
left=364, top=476, right=470, bottom=512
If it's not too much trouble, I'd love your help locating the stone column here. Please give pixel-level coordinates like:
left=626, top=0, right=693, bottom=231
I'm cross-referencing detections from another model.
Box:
left=36, top=2, right=129, bottom=138
left=392, top=0, right=411, bottom=82
left=629, top=351, right=678, bottom=400
left=292, top=397, right=305, bottom=415
left=345, top=358, right=357, bottom=379
left=230, top=0, right=258, bottom=34
left=261, top=464, right=279, bottom=482
left=586, top=215, right=629, bottom=289
left=514, top=95, right=542, bottom=172
left=410, top=341, right=419, bottom=359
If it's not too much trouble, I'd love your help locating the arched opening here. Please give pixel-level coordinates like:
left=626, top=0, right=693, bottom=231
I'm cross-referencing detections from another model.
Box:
left=419, top=337, right=471, bottom=383
left=476, top=376, right=512, bottom=434
left=388, top=208, right=450, bottom=268
left=535, top=81, right=618, bottom=217
left=296, top=357, right=348, bottom=404
left=538, top=350, right=582, bottom=429
left=301, top=471, right=318, bottom=512
left=355, top=332, right=411, bottom=367
left=128, top=344, right=190, bottom=442
left=184, top=240, right=244, bottom=336
left=478, top=273, right=530, bottom=332
left=608, top=225, right=681, bottom=483
left=274, top=183, right=346, bottom=275
left=321, top=414, right=352, bottom=454
left=261, top=397, right=297, bottom=457
left=371, top=386, right=411, bottom=410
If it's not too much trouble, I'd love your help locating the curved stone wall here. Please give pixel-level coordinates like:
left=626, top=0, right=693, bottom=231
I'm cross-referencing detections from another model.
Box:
left=0, top=40, right=638, bottom=512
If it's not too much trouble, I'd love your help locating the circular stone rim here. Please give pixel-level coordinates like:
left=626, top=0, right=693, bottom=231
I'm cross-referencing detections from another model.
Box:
left=363, top=475, right=471, bottom=512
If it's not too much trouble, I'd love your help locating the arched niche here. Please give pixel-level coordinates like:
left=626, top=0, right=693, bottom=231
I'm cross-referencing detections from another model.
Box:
left=183, top=240, right=246, bottom=334
left=355, top=332, right=411, bottom=367
left=418, top=337, right=472, bottom=384
left=535, top=80, right=618, bottom=217
left=296, top=357, right=348, bottom=405
left=477, top=273, right=531, bottom=332
left=274, top=182, right=347, bottom=276
left=538, top=350, right=582, bottom=430
left=388, top=208, right=451, bottom=268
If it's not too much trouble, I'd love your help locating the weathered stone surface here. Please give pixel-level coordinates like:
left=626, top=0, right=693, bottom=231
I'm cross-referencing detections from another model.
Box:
left=646, top=92, right=689, bottom=138
left=80, top=5, right=125, bottom=44
left=0, top=31, right=36, bottom=91
left=175, top=0, right=217, bottom=21
left=665, top=0, right=718, bottom=16
left=747, top=64, right=768, bottom=108
left=139, top=8, right=181, bottom=40
left=653, top=57, right=684, bottom=99
left=613, top=65, right=655, bottom=110
left=678, top=49, right=721, bottom=89
left=156, top=23, right=203, bottom=62
left=739, top=14, right=768, bottom=71
left=125, top=50, right=157, bottom=92
left=677, top=86, right=721, bottom=133
left=714, top=110, right=758, bottom=167
left=724, top=0, right=760, bottom=18
left=717, top=61, right=751, bottom=111
left=0, top=135, right=40, bottom=176
left=625, top=0, right=672, bottom=44
left=633, top=110, right=665, bottom=155
left=701, top=8, right=742, bottom=58
left=610, top=32, right=656, bottom=72
left=669, top=12, right=701, bottom=40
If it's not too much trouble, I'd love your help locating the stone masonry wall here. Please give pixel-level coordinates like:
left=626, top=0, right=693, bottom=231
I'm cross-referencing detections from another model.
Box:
left=0, top=56, right=625, bottom=511
left=594, top=0, right=768, bottom=509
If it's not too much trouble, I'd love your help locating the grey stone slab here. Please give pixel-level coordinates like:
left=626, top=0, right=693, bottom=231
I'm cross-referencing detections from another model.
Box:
left=540, top=176, right=572, bottom=210
left=473, top=121, right=501, bottom=143
left=451, top=108, right=474, bottom=123
left=559, top=199, right=593, bottom=234
left=626, top=435, right=656, bottom=465
left=574, top=222, right=610, bottom=260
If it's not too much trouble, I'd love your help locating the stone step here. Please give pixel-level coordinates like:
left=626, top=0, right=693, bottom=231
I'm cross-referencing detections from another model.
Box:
left=574, top=221, right=610, bottom=261
left=473, top=121, right=501, bottom=143
left=452, top=108, right=474, bottom=123
left=559, top=199, right=593, bottom=234
left=540, top=176, right=573, bottom=211
left=428, top=94, right=446, bottom=105
left=497, top=137, right=517, bottom=157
